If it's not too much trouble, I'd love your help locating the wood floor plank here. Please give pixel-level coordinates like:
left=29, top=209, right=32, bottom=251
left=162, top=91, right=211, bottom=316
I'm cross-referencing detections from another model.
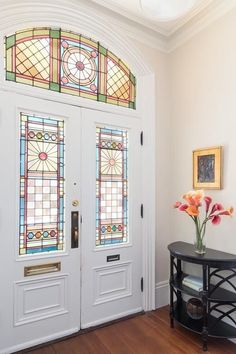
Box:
left=22, top=346, right=55, bottom=354
left=149, top=308, right=236, bottom=354
left=52, top=331, right=110, bottom=354
left=94, top=321, right=136, bottom=354
left=23, top=306, right=236, bottom=354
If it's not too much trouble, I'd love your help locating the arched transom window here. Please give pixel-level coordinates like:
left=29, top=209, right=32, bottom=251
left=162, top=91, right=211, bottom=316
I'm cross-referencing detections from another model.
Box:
left=5, top=28, right=136, bottom=109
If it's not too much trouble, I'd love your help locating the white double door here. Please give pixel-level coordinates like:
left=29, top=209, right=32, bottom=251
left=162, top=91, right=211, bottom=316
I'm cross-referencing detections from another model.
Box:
left=0, top=92, right=143, bottom=353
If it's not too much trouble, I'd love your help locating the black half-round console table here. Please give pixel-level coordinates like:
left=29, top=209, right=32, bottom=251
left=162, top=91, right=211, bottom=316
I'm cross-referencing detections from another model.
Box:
left=168, top=241, right=236, bottom=351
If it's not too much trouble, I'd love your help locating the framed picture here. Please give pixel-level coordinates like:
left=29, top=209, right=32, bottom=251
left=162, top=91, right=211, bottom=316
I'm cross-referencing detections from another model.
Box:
left=193, top=146, right=222, bottom=189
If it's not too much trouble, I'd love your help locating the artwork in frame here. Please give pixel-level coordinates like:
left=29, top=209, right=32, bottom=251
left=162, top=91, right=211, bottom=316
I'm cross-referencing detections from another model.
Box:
left=193, top=146, right=222, bottom=189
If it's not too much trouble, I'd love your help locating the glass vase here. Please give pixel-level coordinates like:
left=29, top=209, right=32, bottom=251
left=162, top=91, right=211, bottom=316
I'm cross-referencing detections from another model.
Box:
left=194, top=221, right=206, bottom=254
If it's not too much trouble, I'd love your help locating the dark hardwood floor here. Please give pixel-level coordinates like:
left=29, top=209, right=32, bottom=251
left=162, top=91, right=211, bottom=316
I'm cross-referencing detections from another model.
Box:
left=17, top=306, right=236, bottom=354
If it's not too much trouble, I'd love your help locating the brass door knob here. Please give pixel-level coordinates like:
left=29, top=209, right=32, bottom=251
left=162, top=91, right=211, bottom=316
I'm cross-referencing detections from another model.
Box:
left=72, top=200, right=79, bottom=207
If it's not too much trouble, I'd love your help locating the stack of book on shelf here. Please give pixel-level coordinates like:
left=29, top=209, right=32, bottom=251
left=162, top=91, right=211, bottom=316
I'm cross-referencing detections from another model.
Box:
left=182, top=275, right=203, bottom=292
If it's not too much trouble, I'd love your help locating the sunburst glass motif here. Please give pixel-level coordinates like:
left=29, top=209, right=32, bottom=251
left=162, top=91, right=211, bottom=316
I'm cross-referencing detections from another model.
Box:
left=27, top=140, right=58, bottom=172
left=100, top=149, right=122, bottom=176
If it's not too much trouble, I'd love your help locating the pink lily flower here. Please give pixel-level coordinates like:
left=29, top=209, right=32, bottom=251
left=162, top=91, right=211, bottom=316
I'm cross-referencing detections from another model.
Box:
left=217, top=207, right=234, bottom=216
left=179, top=204, right=188, bottom=211
left=210, top=203, right=224, bottom=215
left=204, top=196, right=212, bottom=213
left=211, top=215, right=221, bottom=225
left=173, top=201, right=182, bottom=208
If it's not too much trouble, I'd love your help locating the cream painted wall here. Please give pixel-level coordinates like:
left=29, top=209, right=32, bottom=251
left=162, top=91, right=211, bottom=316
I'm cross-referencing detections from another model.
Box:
left=169, top=7, right=236, bottom=253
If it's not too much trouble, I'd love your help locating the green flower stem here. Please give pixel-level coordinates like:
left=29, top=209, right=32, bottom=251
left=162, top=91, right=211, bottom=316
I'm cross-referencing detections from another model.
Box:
left=194, top=216, right=206, bottom=253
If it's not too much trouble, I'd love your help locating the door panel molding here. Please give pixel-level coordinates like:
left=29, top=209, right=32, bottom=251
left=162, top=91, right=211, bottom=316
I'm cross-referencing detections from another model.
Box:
left=14, top=274, right=69, bottom=326
left=93, top=262, right=132, bottom=305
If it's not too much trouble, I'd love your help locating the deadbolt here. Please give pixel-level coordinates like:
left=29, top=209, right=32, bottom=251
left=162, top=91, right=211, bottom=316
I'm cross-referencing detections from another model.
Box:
left=72, top=200, right=79, bottom=207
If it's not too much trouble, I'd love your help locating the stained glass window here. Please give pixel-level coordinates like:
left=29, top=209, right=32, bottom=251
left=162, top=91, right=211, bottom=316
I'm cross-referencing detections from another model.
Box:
left=96, top=127, right=128, bottom=246
left=5, top=28, right=136, bottom=109
left=19, top=113, right=65, bottom=255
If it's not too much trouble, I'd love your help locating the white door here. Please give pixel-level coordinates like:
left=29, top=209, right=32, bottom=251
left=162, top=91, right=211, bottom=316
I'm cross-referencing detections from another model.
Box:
left=80, top=108, right=143, bottom=328
left=0, top=92, right=81, bottom=354
left=0, top=92, right=143, bottom=353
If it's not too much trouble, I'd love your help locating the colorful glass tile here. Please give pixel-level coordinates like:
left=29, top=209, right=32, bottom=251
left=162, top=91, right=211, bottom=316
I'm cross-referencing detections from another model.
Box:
left=19, top=113, right=65, bottom=255
left=5, top=27, right=136, bottom=108
left=96, top=127, right=128, bottom=246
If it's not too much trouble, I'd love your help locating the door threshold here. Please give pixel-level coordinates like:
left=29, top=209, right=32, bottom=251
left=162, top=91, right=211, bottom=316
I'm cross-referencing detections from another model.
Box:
left=16, top=311, right=145, bottom=353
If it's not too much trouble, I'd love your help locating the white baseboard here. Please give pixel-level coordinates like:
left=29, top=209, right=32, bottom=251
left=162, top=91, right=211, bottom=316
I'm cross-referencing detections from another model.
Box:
left=155, top=280, right=169, bottom=309
left=1, top=327, right=79, bottom=354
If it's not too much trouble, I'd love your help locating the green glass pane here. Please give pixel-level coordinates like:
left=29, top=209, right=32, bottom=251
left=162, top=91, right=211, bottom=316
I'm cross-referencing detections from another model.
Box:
left=99, top=44, right=107, bottom=56
left=98, top=94, right=107, bottom=103
left=6, top=71, right=16, bottom=81
left=50, top=29, right=60, bottom=39
left=6, top=34, right=16, bottom=49
left=50, top=82, right=60, bottom=92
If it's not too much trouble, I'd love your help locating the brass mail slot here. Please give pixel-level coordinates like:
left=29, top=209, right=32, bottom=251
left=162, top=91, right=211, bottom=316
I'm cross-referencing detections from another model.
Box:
left=24, top=262, right=61, bottom=277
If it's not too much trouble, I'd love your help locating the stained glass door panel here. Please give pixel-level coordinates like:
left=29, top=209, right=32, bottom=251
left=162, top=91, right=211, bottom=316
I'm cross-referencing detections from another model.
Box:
left=96, top=127, right=128, bottom=246
left=19, top=113, right=65, bottom=254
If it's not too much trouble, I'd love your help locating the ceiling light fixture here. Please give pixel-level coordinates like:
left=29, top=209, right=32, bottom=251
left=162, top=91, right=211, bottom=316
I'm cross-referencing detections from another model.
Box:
left=139, top=0, right=199, bottom=21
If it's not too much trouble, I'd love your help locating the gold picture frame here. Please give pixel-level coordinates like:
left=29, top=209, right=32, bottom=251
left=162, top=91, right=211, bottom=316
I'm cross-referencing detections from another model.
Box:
left=193, top=146, right=222, bottom=189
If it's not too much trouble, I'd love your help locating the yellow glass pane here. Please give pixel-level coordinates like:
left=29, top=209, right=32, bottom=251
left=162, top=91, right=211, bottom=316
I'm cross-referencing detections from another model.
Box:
left=34, top=81, right=50, bottom=89
left=6, top=48, right=13, bottom=71
left=16, top=30, right=34, bottom=42
left=107, top=58, right=130, bottom=100
left=61, top=31, right=79, bottom=41
left=16, top=38, right=50, bottom=80
left=16, top=76, right=33, bottom=85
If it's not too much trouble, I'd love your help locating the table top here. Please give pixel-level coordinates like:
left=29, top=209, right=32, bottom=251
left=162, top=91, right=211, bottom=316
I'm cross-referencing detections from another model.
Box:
left=168, top=241, right=236, bottom=266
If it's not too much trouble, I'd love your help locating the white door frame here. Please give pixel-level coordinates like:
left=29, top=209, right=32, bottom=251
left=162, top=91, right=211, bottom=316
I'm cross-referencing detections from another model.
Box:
left=0, top=0, right=156, bottom=312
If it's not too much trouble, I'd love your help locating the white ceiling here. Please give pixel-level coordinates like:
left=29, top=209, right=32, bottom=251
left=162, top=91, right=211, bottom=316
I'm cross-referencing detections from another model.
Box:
left=91, top=0, right=214, bottom=36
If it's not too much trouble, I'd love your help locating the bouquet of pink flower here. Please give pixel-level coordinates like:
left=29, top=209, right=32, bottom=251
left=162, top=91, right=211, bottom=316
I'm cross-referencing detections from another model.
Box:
left=174, top=190, right=233, bottom=254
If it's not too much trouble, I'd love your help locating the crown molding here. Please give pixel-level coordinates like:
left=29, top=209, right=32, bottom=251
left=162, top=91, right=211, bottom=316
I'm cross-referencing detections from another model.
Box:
left=88, top=0, right=236, bottom=53
left=91, top=0, right=214, bottom=37
left=167, top=0, right=214, bottom=36
left=167, top=0, right=236, bottom=52
left=1, top=0, right=236, bottom=54
left=82, top=0, right=236, bottom=53
left=89, top=0, right=170, bottom=36
left=74, top=0, right=168, bottom=52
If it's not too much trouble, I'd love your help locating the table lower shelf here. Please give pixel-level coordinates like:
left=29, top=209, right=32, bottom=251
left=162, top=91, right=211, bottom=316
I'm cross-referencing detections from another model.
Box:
left=173, top=301, right=236, bottom=338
